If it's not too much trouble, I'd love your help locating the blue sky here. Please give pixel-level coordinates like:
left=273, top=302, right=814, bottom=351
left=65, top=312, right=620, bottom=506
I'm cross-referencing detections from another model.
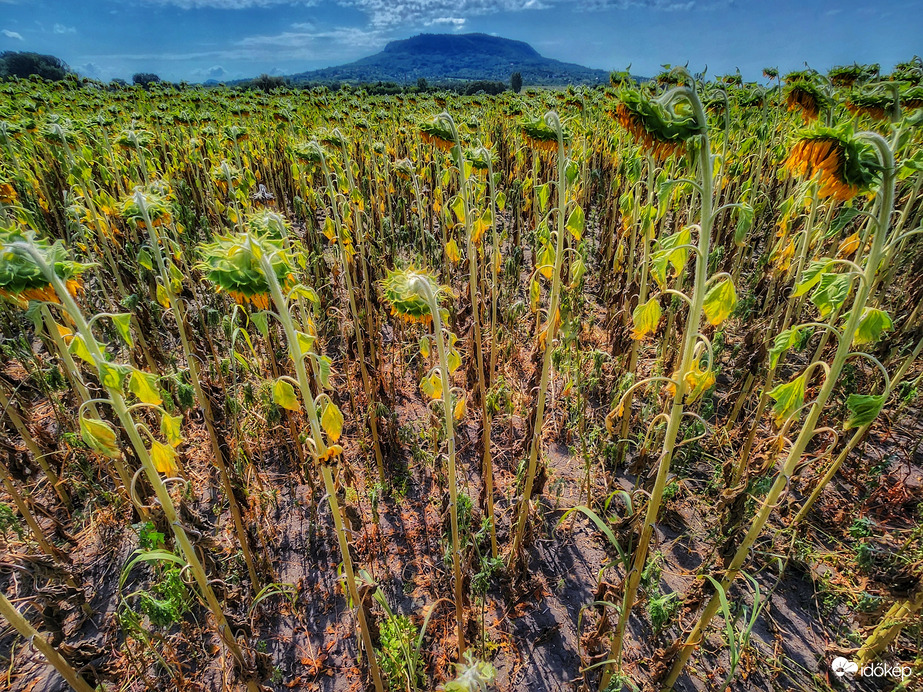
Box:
left=1, top=0, right=921, bottom=82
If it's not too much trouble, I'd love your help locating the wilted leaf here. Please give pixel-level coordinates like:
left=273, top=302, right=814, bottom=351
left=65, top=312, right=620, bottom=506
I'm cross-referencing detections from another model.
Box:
left=150, top=440, right=178, bottom=475
left=321, top=401, right=344, bottom=442
left=128, top=369, right=162, bottom=405
left=273, top=379, right=300, bottom=411
left=853, top=308, right=893, bottom=346
left=768, top=373, right=807, bottom=425
left=844, top=394, right=886, bottom=430
left=80, top=416, right=120, bottom=458
left=631, top=297, right=661, bottom=340
left=566, top=205, right=584, bottom=241
left=703, top=278, right=737, bottom=326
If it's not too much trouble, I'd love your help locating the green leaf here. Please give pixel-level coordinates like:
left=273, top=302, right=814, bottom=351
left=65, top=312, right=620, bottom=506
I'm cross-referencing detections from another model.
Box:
left=272, top=379, right=300, bottom=411
left=296, top=330, right=315, bottom=355
left=769, top=326, right=813, bottom=369
left=810, top=273, right=852, bottom=317
left=128, top=369, right=162, bottom=405
left=793, top=259, right=831, bottom=297
left=631, top=297, right=662, bottom=340
left=537, top=242, right=555, bottom=279
left=447, top=348, right=462, bottom=374
left=137, top=247, right=154, bottom=272
left=112, top=313, right=134, bottom=349
left=529, top=277, right=540, bottom=312
left=570, top=256, right=586, bottom=285
left=419, top=335, right=430, bottom=358
left=565, top=205, right=584, bottom=241
left=732, top=204, right=755, bottom=247
left=853, top=308, right=893, bottom=346
left=79, top=415, right=121, bottom=458
left=768, top=373, right=807, bottom=425
left=450, top=195, right=465, bottom=225
left=250, top=311, right=269, bottom=338
left=495, top=191, right=506, bottom=212
left=320, top=401, right=344, bottom=442
left=844, top=394, right=886, bottom=430
left=98, top=361, right=131, bottom=390
left=828, top=206, right=860, bottom=238
left=316, top=355, right=332, bottom=389
left=536, top=183, right=550, bottom=214
left=160, top=412, right=184, bottom=447
left=68, top=333, right=94, bottom=365
left=703, top=278, right=737, bottom=326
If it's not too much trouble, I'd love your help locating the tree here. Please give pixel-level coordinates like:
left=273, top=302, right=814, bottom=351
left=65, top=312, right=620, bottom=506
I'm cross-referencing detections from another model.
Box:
left=417, top=77, right=428, bottom=92
left=0, top=51, right=69, bottom=81
left=249, top=74, right=287, bottom=92
left=132, top=72, right=161, bottom=87
left=511, top=71, right=523, bottom=93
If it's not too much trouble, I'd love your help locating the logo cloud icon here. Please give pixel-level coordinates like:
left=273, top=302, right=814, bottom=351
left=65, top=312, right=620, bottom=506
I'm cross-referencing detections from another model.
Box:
left=831, top=657, right=859, bottom=677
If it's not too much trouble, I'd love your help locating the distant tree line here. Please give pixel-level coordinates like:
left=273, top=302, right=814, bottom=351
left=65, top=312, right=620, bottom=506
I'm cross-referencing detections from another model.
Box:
left=0, top=53, right=532, bottom=95
left=0, top=51, right=71, bottom=81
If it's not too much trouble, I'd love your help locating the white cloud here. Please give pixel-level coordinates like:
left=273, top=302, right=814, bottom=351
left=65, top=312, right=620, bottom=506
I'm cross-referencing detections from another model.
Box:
left=425, top=17, right=467, bottom=28
left=53, top=23, right=77, bottom=34
left=341, top=0, right=546, bottom=29
left=77, top=62, right=102, bottom=78
left=140, top=0, right=317, bottom=8
left=2, top=29, right=24, bottom=40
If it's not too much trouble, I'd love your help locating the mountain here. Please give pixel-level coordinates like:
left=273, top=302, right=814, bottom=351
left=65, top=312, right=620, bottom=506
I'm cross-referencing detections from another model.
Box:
left=288, top=33, right=610, bottom=86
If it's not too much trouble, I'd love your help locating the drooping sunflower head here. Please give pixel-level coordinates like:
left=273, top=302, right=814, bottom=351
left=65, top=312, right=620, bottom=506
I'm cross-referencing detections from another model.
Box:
left=829, top=64, right=868, bottom=88
left=245, top=209, right=290, bottom=240
left=890, top=59, right=923, bottom=85
left=419, top=117, right=456, bottom=151
left=209, top=160, right=241, bottom=191
left=380, top=267, right=440, bottom=325
left=122, top=185, right=173, bottom=227
left=465, top=146, right=497, bottom=173
left=785, top=126, right=883, bottom=201
left=902, top=85, right=923, bottom=111
left=784, top=78, right=831, bottom=122
left=199, top=232, right=293, bottom=310
left=521, top=114, right=569, bottom=153
left=735, top=86, right=765, bottom=109
left=0, top=225, right=88, bottom=306
left=292, top=141, right=325, bottom=166
left=845, top=87, right=895, bottom=121
left=392, top=158, right=415, bottom=180
left=115, top=128, right=154, bottom=150
left=223, top=125, right=249, bottom=143
left=612, top=88, right=705, bottom=160
left=317, top=128, right=349, bottom=149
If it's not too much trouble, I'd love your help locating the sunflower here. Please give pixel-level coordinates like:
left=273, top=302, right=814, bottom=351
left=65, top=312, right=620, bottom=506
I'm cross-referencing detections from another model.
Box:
left=902, top=86, right=923, bottom=111
left=292, top=141, right=325, bottom=165
left=784, top=80, right=830, bottom=122
left=785, top=126, right=882, bottom=201
left=380, top=267, right=440, bottom=325
left=521, top=116, right=568, bottom=153
left=199, top=232, right=294, bottom=309
left=465, top=147, right=496, bottom=173
left=0, top=226, right=87, bottom=306
left=122, top=186, right=173, bottom=227
left=845, top=89, right=894, bottom=121
left=419, top=118, right=455, bottom=151
left=611, top=88, right=704, bottom=160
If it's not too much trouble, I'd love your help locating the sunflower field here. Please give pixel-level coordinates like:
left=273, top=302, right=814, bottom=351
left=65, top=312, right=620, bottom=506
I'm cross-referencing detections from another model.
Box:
left=0, top=62, right=922, bottom=692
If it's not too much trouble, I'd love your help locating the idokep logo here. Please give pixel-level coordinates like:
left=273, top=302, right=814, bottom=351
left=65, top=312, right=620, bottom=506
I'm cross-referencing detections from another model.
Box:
left=831, top=657, right=859, bottom=678
left=830, top=657, right=913, bottom=681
